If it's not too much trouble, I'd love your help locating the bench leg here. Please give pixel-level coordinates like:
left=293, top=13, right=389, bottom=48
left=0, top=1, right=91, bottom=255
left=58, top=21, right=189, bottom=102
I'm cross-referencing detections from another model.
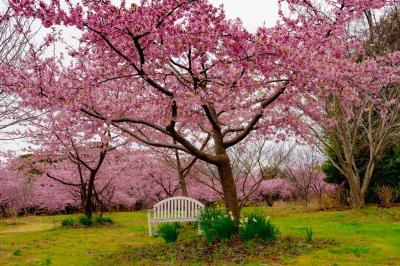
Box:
left=147, top=211, right=152, bottom=237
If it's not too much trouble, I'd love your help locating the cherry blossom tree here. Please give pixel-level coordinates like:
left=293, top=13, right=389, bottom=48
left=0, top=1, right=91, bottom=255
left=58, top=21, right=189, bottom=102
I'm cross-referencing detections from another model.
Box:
left=5, top=0, right=397, bottom=218
left=0, top=163, right=34, bottom=216
left=306, top=7, right=400, bottom=208
left=0, top=154, right=79, bottom=215
left=20, top=110, right=128, bottom=217
left=252, top=178, right=294, bottom=207
left=283, top=147, right=326, bottom=204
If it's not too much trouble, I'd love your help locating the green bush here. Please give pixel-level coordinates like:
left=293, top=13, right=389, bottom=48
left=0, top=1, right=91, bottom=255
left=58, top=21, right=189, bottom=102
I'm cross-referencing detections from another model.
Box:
left=95, top=216, right=113, bottom=225
left=78, top=215, right=93, bottom=226
left=158, top=223, right=181, bottom=243
left=61, top=217, right=74, bottom=227
left=239, top=213, right=278, bottom=242
left=198, top=207, right=238, bottom=244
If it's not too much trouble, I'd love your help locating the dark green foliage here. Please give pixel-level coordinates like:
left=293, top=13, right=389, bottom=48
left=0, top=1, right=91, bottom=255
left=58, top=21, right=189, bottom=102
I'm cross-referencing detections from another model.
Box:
left=158, top=223, right=181, bottom=243
left=61, top=217, right=74, bottom=227
left=78, top=215, right=93, bottom=226
left=198, top=207, right=238, bottom=244
left=239, top=213, right=279, bottom=242
left=322, top=142, right=400, bottom=204
left=95, top=216, right=113, bottom=225
left=62, top=215, right=113, bottom=227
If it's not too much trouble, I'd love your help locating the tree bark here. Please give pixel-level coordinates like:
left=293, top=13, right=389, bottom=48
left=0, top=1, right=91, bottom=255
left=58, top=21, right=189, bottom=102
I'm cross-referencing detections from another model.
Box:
left=348, top=177, right=365, bottom=208
left=217, top=156, right=240, bottom=220
left=209, top=113, right=241, bottom=220
left=175, top=148, right=189, bottom=196
left=84, top=173, right=96, bottom=217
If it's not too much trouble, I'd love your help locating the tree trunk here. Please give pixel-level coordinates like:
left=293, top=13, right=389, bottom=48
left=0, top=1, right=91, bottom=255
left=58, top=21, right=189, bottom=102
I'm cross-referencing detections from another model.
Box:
left=84, top=174, right=96, bottom=218
left=175, top=148, right=189, bottom=196
left=210, top=117, right=241, bottom=220
left=350, top=188, right=365, bottom=208
left=217, top=155, right=240, bottom=220
left=178, top=170, right=189, bottom=197
left=80, top=185, right=87, bottom=211
left=348, top=178, right=365, bottom=208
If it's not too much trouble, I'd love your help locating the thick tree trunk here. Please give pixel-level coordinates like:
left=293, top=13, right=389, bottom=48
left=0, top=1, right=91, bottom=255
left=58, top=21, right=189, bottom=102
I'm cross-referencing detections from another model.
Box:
left=217, top=155, right=240, bottom=220
left=84, top=197, right=93, bottom=217
left=350, top=188, right=365, bottom=208
left=348, top=177, right=365, bottom=208
left=84, top=174, right=96, bottom=218
left=175, top=148, right=189, bottom=196
left=208, top=118, right=241, bottom=220
left=178, top=170, right=189, bottom=197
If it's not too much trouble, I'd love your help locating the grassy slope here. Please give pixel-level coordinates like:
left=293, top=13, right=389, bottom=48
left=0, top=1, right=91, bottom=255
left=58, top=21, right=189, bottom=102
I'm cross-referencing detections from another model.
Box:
left=0, top=206, right=399, bottom=265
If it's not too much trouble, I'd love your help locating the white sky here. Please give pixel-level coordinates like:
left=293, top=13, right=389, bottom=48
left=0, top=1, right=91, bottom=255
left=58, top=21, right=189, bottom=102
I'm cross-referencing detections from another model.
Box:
left=0, top=1, right=279, bottom=155
left=210, top=0, right=279, bottom=31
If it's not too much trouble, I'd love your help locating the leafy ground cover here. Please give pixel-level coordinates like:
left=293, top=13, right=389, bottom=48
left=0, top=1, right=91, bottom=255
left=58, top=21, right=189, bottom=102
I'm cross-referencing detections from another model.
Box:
left=0, top=205, right=399, bottom=265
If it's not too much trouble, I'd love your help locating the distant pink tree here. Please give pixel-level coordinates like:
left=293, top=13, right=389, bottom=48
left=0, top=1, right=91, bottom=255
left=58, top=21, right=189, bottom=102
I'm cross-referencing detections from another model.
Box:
left=19, top=110, right=128, bottom=217
left=252, top=178, right=294, bottom=207
left=283, top=148, right=336, bottom=204
left=0, top=164, right=35, bottom=216
left=0, top=157, right=76, bottom=215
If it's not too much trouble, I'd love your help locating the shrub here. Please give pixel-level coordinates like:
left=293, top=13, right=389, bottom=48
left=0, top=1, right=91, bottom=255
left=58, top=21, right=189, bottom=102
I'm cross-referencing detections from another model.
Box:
left=198, top=207, right=238, bottom=244
left=13, top=248, right=22, bottom=256
left=318, top=191, right=341, bottom=210
left=239, top=213, right=278, bottom=242
left=376, top=185, right=397, bottom=207
left=78, top=215, right=93, bottom=226
left=305, top=227, right=313, bottom=243
left=61, top=217, right=74, bottom=227
left=158, top=223, right=181, bottom=243
left=260, top=192, right=280, bottom=207
left=95, top=216, right=113, bottom=225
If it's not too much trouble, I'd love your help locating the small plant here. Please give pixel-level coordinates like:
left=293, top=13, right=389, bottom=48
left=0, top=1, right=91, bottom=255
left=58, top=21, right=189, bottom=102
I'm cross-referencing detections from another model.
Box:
left=78, top=215, right=93, bottom=226
left=158, top=223, right=181, bottom=243
left=95, top=215, right=113, bottom=225
left=40, top=258, right=52, bottom=266
left=13, top=248, right=22, bottom=256
left=198, top=207, right=238, bottom=244
left=305, top=226, right=313, bottom=243
left=61, top=217, right=74, bottom=227
left=239, top=213, right=279, bottom=242
left=376, top=185, right=397, bottom=208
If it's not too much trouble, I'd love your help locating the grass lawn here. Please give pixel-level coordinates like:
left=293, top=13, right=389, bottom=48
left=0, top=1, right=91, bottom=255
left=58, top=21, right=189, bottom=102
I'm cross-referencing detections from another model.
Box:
left=0, top=205, right=399, bottom=265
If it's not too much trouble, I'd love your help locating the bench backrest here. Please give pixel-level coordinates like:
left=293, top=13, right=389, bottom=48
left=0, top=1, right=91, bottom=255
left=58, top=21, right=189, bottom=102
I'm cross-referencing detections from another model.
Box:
left=153, top=196, right=204, bottom=220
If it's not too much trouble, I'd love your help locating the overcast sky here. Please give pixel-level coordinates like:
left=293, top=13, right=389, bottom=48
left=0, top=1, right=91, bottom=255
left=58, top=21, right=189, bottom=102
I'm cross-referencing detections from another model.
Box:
left=210, top=0, right=279, bottom=31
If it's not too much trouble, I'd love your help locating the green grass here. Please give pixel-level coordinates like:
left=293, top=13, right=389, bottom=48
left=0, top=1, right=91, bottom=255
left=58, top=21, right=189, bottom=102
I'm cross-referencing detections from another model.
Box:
left=0, top=206, right=399, bottom=265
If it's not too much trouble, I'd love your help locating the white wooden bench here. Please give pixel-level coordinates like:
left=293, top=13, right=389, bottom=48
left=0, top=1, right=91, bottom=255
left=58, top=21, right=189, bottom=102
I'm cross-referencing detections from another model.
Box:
left=147, top=196, right=204, bottom=236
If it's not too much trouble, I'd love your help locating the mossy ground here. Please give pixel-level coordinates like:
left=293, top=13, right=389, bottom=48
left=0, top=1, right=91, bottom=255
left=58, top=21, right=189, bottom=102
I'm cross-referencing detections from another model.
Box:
left=0, top=204, right=399, bottom=265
